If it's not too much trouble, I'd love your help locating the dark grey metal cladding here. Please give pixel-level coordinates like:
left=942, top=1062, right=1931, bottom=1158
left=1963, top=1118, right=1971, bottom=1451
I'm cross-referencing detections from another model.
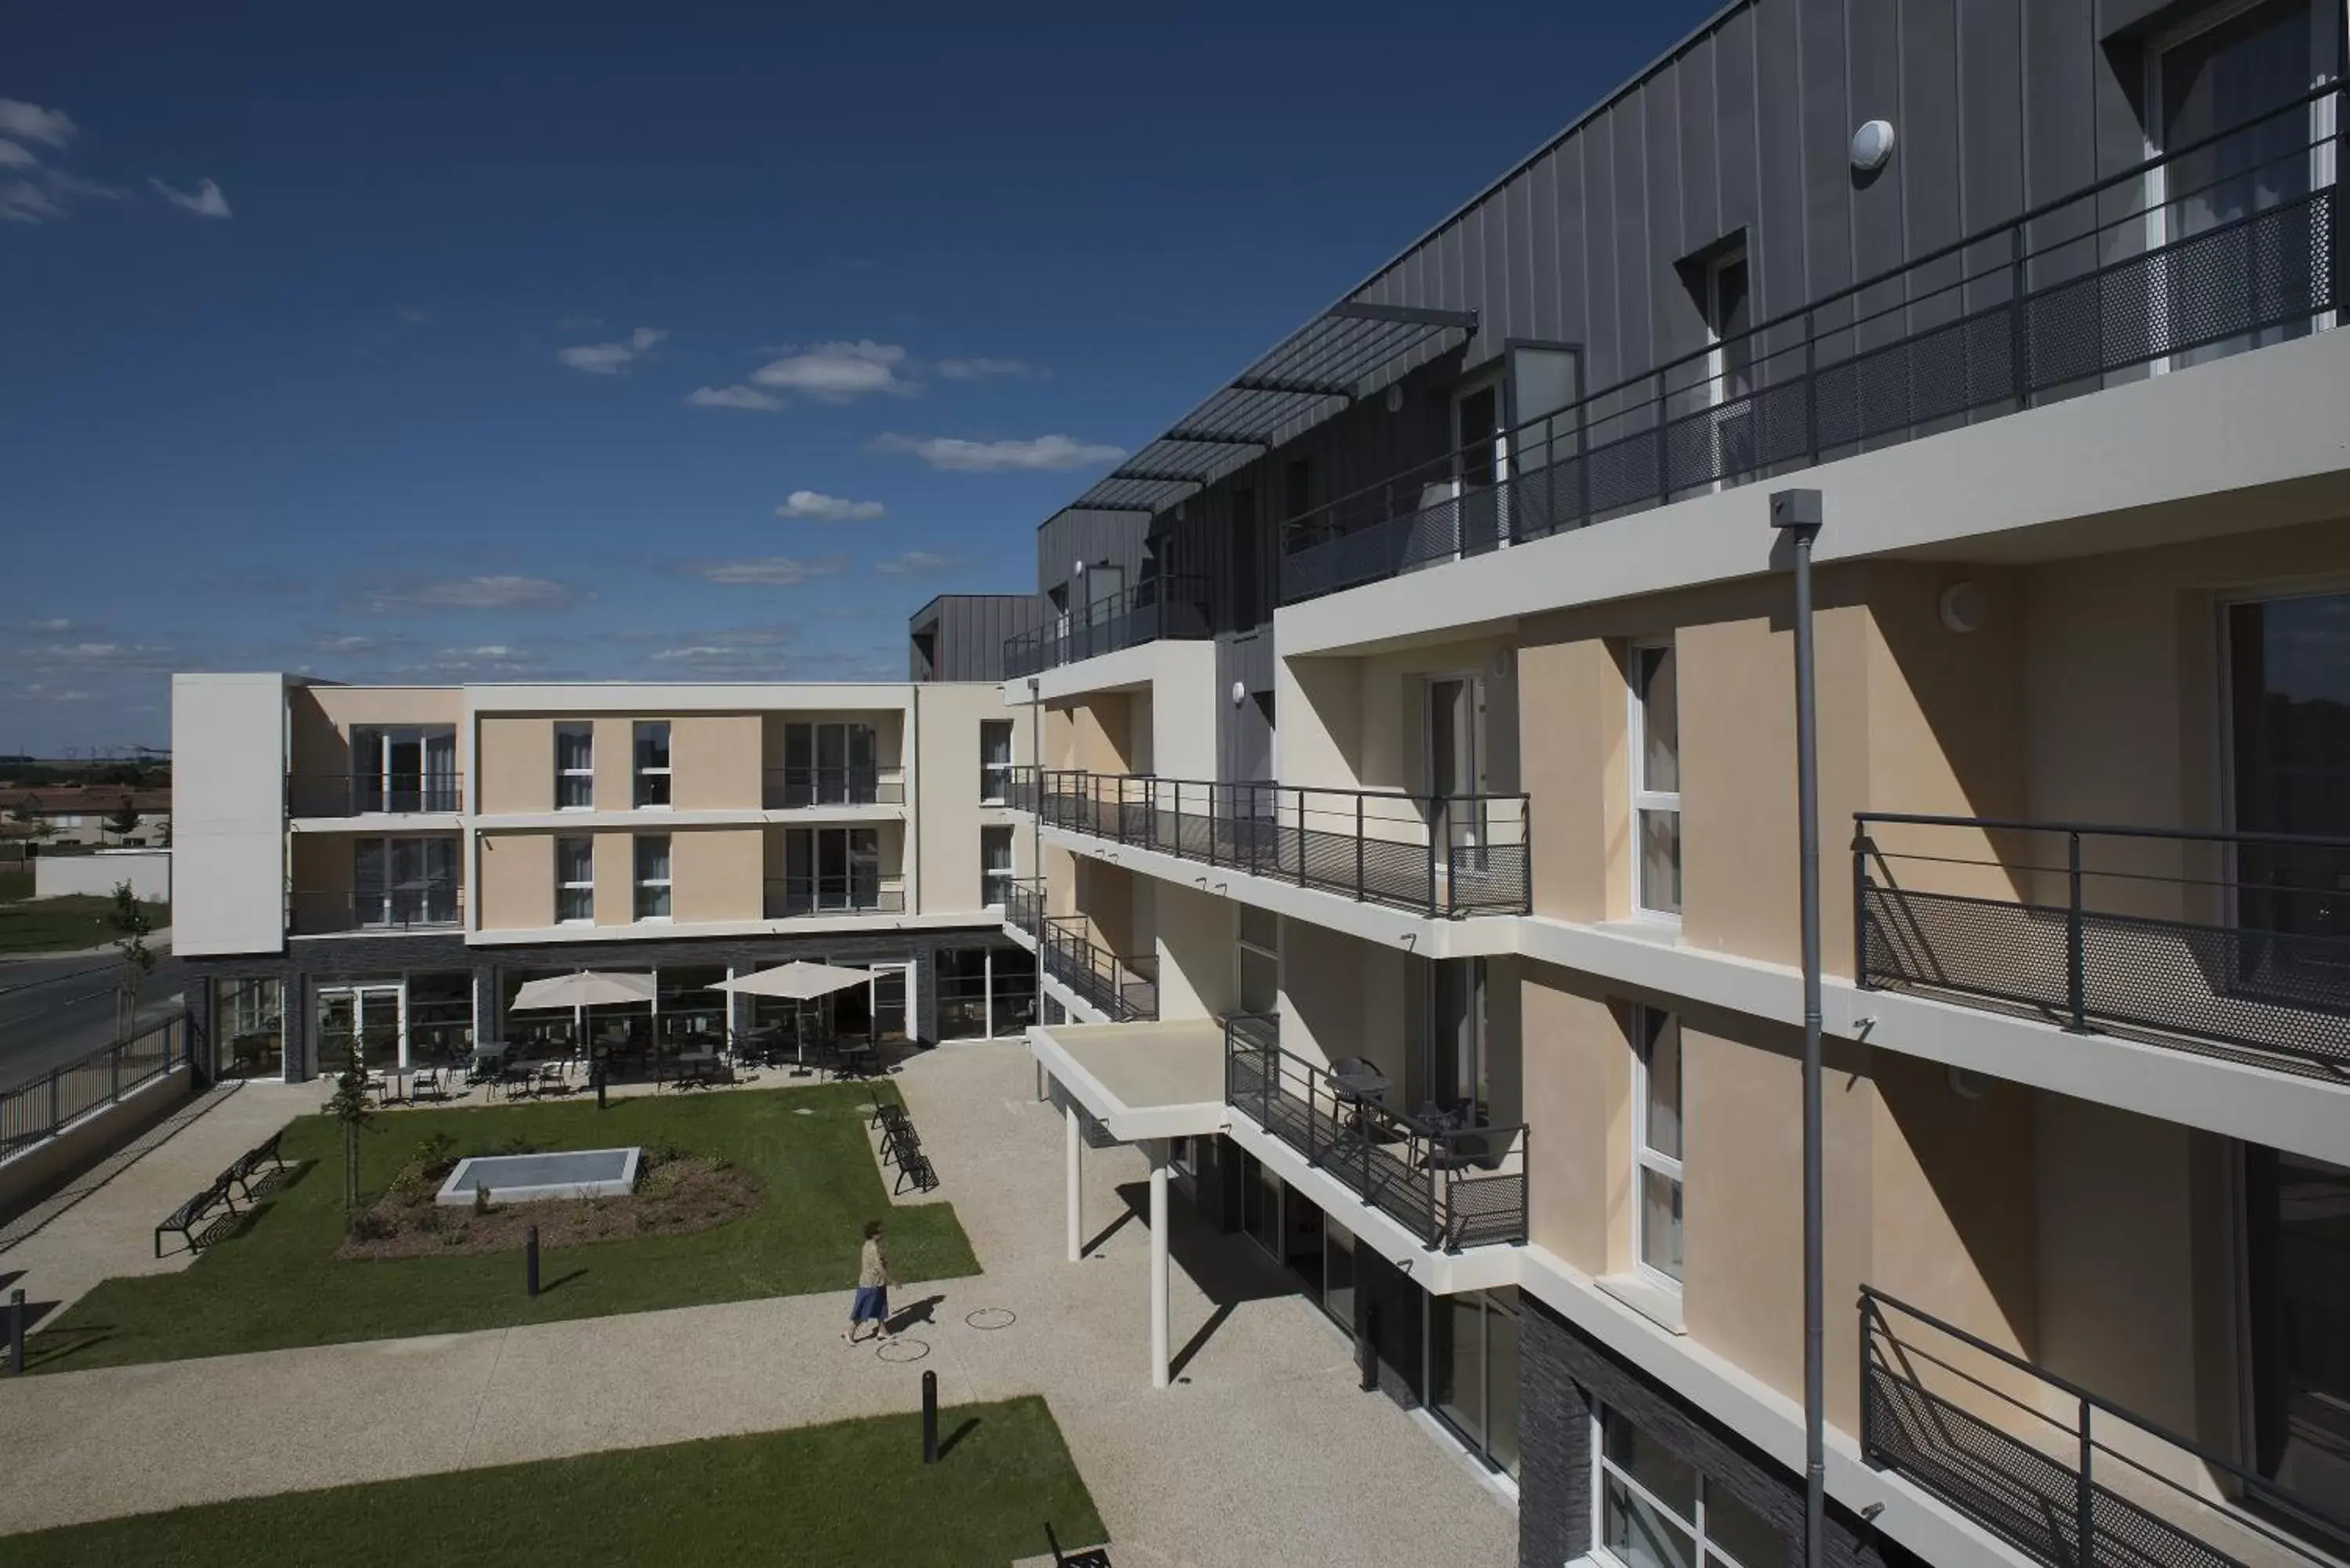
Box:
left=908, top=593, right=1047, bottom=682
left=1036, top=510, right=1152, bottom=607
left=1217, top=631, right=1276, bottom=782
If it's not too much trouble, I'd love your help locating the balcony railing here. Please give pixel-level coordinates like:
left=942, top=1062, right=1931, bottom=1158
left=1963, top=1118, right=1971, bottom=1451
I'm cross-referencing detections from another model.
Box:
left=1284, top=85, right=2341, bottom=605
left=1223, top=1013, right=1528, bottom=1251
left=287, top=772, right=464, bottom=817
left=761, top=766, right=906, bottom=810
left=1004, top=877, right=1045, bottom=941
left=1039, top=916, right=1157, bottom=1022
left=289, top=886, right=465, bottom=935
left=764, top=874, right=907, bottom=919
left=1855, top=814, right=2350, bottom=1075
left=1003, top=764, right=1043, bottom=815
left=1861, top=1287, right=2349, bottom=1568
left=1003, top=574, right=1213, bottom=679
left=1036, top=770, right=1531, bottom=918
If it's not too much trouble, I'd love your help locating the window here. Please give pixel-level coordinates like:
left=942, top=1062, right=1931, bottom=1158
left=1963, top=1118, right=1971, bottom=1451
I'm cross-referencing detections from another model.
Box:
left=2225, top=590, right=2350, bottom=977
left=555, top=723, right=595, bottom=810
left=981, top=824, right=1014, bottom=907
left=555, top=836, right=595, bottom=923
left=352, top=836, right=458, bottom=927
left=1630, top=641, right=1682, bottom=918
left=351, top=725, right=458, bottom=813
left=1430, top=1286, right=1522, bottom=1480
left=782, top=721, right=880, bottom=805
left=632, top=721, right=671, bottom=808
left=1236, top=904, right=1279, bottom=1015
left=979, top=720, right=1014, bottom=803
left=782, top=826, right=884, bottom=913
left=633, top=833, right=671, bottom=920
left=1633, top=1007, right=1685, bottom=1289
left=1596, top=1404, right=1784, bottom=1568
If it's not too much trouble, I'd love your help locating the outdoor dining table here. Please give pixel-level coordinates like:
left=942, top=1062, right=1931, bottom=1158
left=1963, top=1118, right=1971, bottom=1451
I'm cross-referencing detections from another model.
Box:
left=670, top=1049, right=721, bottom=1089
left=830, top=1039, right=875, bottom=1079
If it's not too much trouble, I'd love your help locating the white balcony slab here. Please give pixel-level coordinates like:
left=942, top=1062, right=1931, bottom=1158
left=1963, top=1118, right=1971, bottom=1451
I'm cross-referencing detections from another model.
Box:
left=1026, top=1018, right=1228, bottom=1142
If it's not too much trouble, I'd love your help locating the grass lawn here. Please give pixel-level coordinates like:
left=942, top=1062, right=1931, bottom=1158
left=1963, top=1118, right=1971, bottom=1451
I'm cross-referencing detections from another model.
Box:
left=25, top=1080, right=977, bottom=1374
left=0, top=1396, right=1104, bottom=1568
left=0, top=893, right=170, bottom=953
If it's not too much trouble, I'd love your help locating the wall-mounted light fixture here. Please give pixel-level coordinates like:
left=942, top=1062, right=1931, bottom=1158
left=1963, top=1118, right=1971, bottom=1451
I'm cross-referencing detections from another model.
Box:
left=1850, top=119, right=1896, bottom=173
left=1230, top=680, right=1247, bottom=707
left=1938, top=581, right=1985, bottom=634
left=1383, top=385, right=1405, bottom=414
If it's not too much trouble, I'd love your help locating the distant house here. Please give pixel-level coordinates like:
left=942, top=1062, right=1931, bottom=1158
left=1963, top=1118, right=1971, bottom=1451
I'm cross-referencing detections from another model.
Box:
left=0, top=784, right=173, bottom=849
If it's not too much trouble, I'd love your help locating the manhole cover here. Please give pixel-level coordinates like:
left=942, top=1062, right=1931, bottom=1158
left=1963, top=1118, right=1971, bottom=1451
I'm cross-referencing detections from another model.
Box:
left=875, top=1338, right=931, bottom=1364
left=964, top=1307, right=1017, bottom=1331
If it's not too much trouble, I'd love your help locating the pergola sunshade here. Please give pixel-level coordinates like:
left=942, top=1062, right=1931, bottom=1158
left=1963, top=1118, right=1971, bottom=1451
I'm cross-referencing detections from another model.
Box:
left=1071, top=302, right=1475, bottom=514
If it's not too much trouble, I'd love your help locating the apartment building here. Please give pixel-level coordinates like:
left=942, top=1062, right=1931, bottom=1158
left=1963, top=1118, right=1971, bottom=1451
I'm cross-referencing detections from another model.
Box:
left=982, top=5, right=2350, bottom=1568
left=169, top=676, right=1036, bottom=1080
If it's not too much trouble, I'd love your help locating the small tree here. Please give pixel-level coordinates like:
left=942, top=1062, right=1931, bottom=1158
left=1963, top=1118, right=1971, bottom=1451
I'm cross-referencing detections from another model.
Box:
left=106, top=880, right=155, bottom=1044
left=104, top=804, right=142, bottom=845
left=327, top=1041, right=375, bottom=1221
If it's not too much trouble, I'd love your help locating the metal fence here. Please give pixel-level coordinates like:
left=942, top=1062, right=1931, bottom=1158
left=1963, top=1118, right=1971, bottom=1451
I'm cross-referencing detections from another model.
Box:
left=1223, top=1013, right=1528, bottom=1251
left=1039, top=916, right=1157, bottom=1022
left=761, top=766, right=906, bottom=809
left=1861, top=1287, right=2349, bottom=1568
left=1855, top=813, right=2350, bottom=1073
left=763, top=875, right=908, bottom=919
left=1004, top=877, right=1045, bottom=941
left=287, top=886, right=465, bottom=935
left=0, top=1012, right=190, bottom=1160
left=1003, top=575, right=1213, bottom=679
left=286, top=771, right=464, bottom=816
left=1036, top=770, right=1530, bottom=918
left=1285, top=86, right=2341, bottom=605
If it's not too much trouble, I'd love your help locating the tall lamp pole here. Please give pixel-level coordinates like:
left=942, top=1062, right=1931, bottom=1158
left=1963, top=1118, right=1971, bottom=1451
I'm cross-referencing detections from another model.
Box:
left=1770, top=486, right=1827, bottom=1568
left=1029, top=674, right=1046, bottom=1104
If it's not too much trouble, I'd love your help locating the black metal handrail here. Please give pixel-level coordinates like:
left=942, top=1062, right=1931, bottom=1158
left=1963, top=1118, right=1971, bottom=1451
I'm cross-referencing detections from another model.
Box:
left=0, top=1013, right=190, bottom=1158
left=1854, top=813, right=2350, bottom=1071
left=1039, top=916, right=1157, bottom=1022
left=288, top=886, right=465, bottom=934
left=286, top=772, right=465, bottom=816
left=1003, top=573, right=1213, bottom=678
left=1004, top=877, right=1045, bottom=940
left=1002, top=764, right=1043, bottom=814
left=1222, top=1013, right=1528, bottom=1251
left=1861, top=1285, right=2350, bottom=1568
left=764, top=875, right=907, bottom=918
left=761, top=765, right=906, bottom=809
left=1035, top=769, right=1531, bottom=918
left=1284, top=85, right=2342, bottom=603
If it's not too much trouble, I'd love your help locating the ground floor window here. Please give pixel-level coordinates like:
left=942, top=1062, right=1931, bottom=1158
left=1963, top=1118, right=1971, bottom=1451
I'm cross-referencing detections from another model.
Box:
left=213, top=977, right=284, bottom=1078
left=404, top=972, right=472, bottom=1062
left=1430, top=1286, right=1522, bottom=1479
left=1596, top=1402, right=1785, bottom=1568
left=936, top=946, right=1026, bottom=1041
left=656, top=966, right=728, bottom=1046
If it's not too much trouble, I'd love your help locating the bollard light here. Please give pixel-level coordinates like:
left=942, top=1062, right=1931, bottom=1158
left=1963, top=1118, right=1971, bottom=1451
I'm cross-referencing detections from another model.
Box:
left=921, top=1369, right=939, bottom=1464
left=526, top=1225, right=540, bottom=1298
left=7, top=1288, right=23, bottom=1376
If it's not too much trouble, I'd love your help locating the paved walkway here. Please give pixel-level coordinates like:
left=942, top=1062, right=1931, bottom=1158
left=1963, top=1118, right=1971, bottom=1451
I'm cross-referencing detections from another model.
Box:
left=0, top=1043, right=1517, bottom=1566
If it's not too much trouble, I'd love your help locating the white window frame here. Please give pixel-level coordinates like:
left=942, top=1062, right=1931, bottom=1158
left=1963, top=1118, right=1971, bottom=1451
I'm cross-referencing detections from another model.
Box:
left=979, top=720, right=1015, bottom=804
left=980, top=824, right=1014, bottom=908
left=632, top=721, right=672, bottom=811
left=350, top=724, right=458, bottom=813
left=1591, top=1403, right=1775, bottom=1568
left=1629, top=640, right=1682, bottom=921
left=555, top=723, right=595, bottom=811
left=555, top=836, right=595, bottom=924
left=632, top=833, right=672, bottom=923
left=1632, top=1006, right=1685, bottom=1294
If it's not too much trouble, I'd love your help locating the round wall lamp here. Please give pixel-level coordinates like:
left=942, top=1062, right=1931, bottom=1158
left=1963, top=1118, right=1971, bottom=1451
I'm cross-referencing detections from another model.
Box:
left=1383, top=385, right=1405, bottom=414
left=1072, top=559, right=1086, bottom=578
left=1938, top=580, right=1986, bottom=634
left=1947, top=1065, right=1992, bottom=1100
left=1231, top=681, right=1248, bottom=707
left=1851, top=119, right=1896, bottom=173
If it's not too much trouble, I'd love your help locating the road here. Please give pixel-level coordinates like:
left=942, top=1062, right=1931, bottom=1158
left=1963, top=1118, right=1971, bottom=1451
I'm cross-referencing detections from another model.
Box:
left=0, top=945, right=186, bottom=1089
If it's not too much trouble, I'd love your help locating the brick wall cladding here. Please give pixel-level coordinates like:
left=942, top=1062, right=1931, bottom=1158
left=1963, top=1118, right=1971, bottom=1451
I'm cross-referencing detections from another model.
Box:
left=1518, top=1292, right=1906, bottom=1568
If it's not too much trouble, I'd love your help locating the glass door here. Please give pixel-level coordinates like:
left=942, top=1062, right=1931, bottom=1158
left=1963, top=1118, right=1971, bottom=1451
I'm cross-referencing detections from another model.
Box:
left=2226, top=591, right=2350, bottom=991
left=2245, top=1148, right=2350, bottom=1540
left=1452, top=379, right=1506, bottom=555
left=316, top=983, right=405, bottom=1072
left=1421, top=958, right=1488, bottom=1125
left=1427, top=676, right=1487, bottom=866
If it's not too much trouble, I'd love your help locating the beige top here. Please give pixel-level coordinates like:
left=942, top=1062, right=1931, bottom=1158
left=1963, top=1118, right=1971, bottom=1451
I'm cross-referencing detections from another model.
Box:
left=858, top=1237, right=895, bottom=1289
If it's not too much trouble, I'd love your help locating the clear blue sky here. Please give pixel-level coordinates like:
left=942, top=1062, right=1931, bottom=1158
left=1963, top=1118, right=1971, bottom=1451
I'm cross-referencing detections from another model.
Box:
left=1, top=2, right=1721, bottom=755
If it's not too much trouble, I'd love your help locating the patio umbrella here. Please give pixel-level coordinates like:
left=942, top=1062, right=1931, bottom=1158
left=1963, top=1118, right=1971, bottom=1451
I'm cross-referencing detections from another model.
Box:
left=710, top=963, right=872, bottom=1072
left=508, top=971, right=656, bottom=1062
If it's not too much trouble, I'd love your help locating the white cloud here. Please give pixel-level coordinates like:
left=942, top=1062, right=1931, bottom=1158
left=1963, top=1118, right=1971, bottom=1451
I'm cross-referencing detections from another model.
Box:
left=0, top=142, right=36, bottom=170
left=0, top=179, right=61, bottom=224
left=686, top=384, right=783, bottom=411
left=557, top=327, right=666, bottom=375
left=873, top=550, right=953, bottom=576
left=750, top=340, right=913, bottom=401
left=0, top=100, right=75, bottom=150
left=24, top=617, right=70, bottom=632
left=777, top=490, right=885, bottom=522
left=41, top=641, right=128, bottom=659
left=311, top=633, right=377, bottom=652
left=150, top=176, right=231, bottom=219
left=367, top=575, right=577, bottom=610
left=935, top=357, right=1037, bottom=381
left=869, top=432, right=1126, bottom=473
left=692, top=556, right=848, bottom=587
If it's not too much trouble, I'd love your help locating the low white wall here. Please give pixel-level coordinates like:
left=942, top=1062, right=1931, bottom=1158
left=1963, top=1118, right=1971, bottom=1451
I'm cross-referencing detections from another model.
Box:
left=34, top=849, right=172, bottom=903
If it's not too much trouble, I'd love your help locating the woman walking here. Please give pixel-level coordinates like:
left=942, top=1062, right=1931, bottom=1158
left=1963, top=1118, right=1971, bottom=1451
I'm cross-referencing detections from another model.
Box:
left=844, top=1218, right=898, bottom=1345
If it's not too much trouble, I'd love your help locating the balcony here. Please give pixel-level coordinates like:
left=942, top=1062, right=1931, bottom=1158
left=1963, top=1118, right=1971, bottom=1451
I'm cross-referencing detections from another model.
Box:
left=1036, top=770, right=1531, bottom=919
left=1003, top=574, right=1212, bottom=679
left=1039, top=916, right=1156, bottom=1022
left=1855, top=815, right=2350, bottom=1078
left=1283, top=87, right=2341, bottom=605
left=762, top=874, right=907, bottom=919
left=1224, top=1014, right=1527, bottom=1251
left=1861, top=1288, right=2348, bottom=1568
left=761, top=765, right=906, bottom=811
left=1004, top=876, right=1045, bottom=941
left=288, top=886, right=464, bottom=936
left=287, top=772, right=463, bottom=817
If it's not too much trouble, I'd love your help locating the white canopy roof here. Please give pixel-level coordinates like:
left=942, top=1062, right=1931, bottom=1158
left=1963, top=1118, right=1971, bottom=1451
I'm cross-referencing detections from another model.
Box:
left=508, top=971, right=656, bottom=1011
left=708, top=961, right=873, bottom=1001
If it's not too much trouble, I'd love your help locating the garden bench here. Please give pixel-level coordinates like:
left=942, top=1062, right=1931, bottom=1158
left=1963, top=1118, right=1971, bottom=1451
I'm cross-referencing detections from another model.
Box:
left=892, top=1150, right=939, bottom=1195
left=154, top=1176, right=239, bottom=1257
left=880, top=1122, right=922, bottom=1168
left=220, top=1131, right=290, bottom=1199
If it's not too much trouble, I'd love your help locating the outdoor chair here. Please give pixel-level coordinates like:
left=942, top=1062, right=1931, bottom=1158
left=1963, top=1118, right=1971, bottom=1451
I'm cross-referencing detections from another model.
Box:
left=870, top=1100, right=909, bottom=1130
left=409, top=1067, right=448, bottom=1103
left=893, top=1150, right=940, bottom=1195
left=534, top=1062, right=570, bottom=1097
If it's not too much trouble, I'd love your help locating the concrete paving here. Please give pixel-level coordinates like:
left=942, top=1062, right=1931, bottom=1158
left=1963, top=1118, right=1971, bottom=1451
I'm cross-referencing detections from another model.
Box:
left=0, top=1042, right=1518, bottom=1566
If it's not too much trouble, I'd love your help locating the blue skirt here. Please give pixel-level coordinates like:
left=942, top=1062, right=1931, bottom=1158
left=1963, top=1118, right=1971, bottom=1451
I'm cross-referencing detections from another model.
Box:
left=851, top=1285, right=889, bottom=1322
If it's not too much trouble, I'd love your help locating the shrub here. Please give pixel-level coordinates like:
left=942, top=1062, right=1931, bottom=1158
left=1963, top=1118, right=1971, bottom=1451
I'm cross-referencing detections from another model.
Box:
left=414, top=1132, right=457, bottom=1176
left=491, top=1134, right=540, bottom=1158
left=639, top=1138, right=685, bottom=1170
left=386, top=1167, right=432, bottom=1207
left=348, top=1210, right=396, bottom=1243
left=472, top=1182, right=492, bottom=1216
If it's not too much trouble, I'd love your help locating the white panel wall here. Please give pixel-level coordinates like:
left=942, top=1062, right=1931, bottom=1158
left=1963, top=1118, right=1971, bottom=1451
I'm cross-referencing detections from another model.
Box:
left=171, top=674, right=288, bottom=956
left=34, top=849, right=171, bottom=903
left=1150, top=641, right=1220, bottom=780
